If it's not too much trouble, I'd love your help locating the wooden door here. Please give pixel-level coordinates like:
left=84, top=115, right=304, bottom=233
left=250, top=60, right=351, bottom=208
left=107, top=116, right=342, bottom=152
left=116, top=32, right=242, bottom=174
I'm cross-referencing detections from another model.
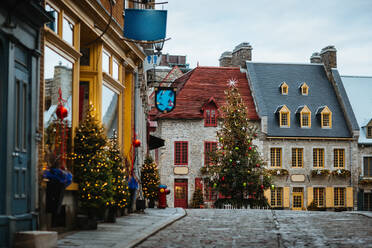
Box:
left=292, top=187, right=303, bottom=210
left=174, top=179, right=188, bottom=208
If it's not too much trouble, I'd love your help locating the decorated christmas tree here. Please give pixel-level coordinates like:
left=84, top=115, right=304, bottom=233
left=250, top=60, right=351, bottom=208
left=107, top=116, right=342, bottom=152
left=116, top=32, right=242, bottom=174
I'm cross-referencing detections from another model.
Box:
left=108, top=131, right=130, bottom=209
left=202, top=79, right=271, bottom=208
left=141, top=155, right=160, bottom=206
left=73, top=105, right=113, bottom=211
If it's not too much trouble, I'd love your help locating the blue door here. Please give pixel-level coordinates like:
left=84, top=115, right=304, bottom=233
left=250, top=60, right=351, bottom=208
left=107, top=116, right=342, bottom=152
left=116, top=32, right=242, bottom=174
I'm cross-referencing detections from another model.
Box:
left=12, top=63, right=31, bottom=215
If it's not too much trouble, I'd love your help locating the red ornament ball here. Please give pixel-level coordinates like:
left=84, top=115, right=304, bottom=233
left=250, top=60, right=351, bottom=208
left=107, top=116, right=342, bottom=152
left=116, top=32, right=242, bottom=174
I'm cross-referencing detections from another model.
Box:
left=133, top=139, right=141, bottom=147
left=249, top=146, right=252, bottom=150
left=256, top=163, right=260, bottom=168
left=56, top=105, right=68, bottom=119
left=222, top=176, right=225, bottom=181
left=260, top=185, right=264, bottom=189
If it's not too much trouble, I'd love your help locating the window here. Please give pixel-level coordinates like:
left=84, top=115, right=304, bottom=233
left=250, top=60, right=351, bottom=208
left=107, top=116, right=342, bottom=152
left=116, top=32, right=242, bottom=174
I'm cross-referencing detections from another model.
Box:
left=334, top=149, right=345, bottom=168
left=320, top=106, right=332, bottom=128
left=204, top=141, right=217, bottom=166
left=102, top=49, right=110, bottom=74
left=313, top=187, right=325, bottom=207
left=334, top=187, right=345, bottom=207
left=112, top=58, right=119, bottom=81
left=271, top=187, right=283, bottom=207
left=279, top=105, right=290, bottom=127
left=301, top=83, right=309, bottom=95
left=204, top=107, right=217, bottom=127
left=280, top=82, right=288, bottom=95
left=102, top=84, right=118, bottom=137
left=270, top=148, right=282, bottom=167
left=175, top=141, right=188, bottom=165
left=62, top=17, right=74, bottom=46
left=363, top=157, right=372, bottom=177
left=45, top=4, right=59, bottom=33
left=313, top=148, right=324, bottom=168
left=367, top=126, right=372, bottom=138
left=300, top=106, right=311, bottom=128
left=292, top=148, right=303, bottom=167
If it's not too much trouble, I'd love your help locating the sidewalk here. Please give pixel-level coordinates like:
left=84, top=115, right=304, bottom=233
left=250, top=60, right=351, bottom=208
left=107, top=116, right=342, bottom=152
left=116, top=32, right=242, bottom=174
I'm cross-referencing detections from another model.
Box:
left=57, top=208, right=186, bottom=248
left=349, top=211, right=372, bottom=218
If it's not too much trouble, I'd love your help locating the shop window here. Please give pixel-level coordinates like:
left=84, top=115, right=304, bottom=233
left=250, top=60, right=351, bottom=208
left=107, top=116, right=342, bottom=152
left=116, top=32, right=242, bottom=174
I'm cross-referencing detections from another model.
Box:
left=292, top=148, right=303, bottom=167
left=174, top=141, right=188, bottom=165
left=43, top=46, right=73, bottom=170
left=334, top=149, right=345, bottom=168
left=270, top=148, right=282, bottom=168
left=313, top=148, right=324, bottom=168
left=102, top=84, right=118, bottom=138
left=334, top=187, right=345, bottom=207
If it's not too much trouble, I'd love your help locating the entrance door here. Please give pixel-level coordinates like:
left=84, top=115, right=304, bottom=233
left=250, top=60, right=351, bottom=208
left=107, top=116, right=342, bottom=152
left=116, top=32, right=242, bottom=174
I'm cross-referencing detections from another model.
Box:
left=364, top=193, right=372, bottom=211
left=292, top=187, right=303, bottom=210
left=174, top=179, right=188, bottom=208
left=12, top=62, right=31, bottom=215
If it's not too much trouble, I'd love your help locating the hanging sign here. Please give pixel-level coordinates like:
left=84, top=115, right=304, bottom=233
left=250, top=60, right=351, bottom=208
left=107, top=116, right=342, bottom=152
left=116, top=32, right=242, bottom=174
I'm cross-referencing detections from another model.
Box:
left=124, top=9, right=167, bottom=41
left=155, top=87, right=176, bottom=113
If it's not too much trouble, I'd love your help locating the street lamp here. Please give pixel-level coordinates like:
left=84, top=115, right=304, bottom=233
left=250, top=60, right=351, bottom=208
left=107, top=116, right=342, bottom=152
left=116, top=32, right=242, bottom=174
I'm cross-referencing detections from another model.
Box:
left=154, top=40, right=164, bottom=56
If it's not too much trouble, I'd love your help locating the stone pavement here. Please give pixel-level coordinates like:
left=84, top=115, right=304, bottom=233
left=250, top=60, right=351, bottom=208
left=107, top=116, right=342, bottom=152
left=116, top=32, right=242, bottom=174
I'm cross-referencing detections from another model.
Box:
left=57, top=208, right=186, bottom=248
left=138, top=209, right=372, bottom=248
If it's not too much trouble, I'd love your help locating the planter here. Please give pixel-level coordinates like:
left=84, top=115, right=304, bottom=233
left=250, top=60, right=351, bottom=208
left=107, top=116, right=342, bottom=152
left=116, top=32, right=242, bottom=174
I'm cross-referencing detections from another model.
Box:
left=148, top=199, right=155, bottom=208
left=136, top=199, right=146, bottom=211
left=76, top=214, right=97, bottom=230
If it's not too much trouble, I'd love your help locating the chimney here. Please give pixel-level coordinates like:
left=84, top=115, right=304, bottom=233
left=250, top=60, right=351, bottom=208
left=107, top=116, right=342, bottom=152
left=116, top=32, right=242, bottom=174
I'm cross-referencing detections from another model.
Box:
left=231, top=42, right=252, bottom=68
left=320, top=45, right=337, bottom=70
left=219, top=51, right=232, bottom=67
left=310, top=52, right=321, bottom=63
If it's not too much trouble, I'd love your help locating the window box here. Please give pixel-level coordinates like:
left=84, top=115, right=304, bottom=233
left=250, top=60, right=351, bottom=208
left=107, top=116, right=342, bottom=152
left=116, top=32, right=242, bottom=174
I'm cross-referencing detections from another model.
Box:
left=359, top=178, right=372, bottom=186
left=311, top=169, right=330, bottom=177
left=267, top=168, right=289, bottom=176
left=331, top=169, right=351, bottom=177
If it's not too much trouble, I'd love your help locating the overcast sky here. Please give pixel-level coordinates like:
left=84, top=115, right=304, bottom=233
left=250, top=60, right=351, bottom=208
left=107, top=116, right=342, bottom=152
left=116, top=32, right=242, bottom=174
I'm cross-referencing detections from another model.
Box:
left=160, top=0, right=372, bottom=76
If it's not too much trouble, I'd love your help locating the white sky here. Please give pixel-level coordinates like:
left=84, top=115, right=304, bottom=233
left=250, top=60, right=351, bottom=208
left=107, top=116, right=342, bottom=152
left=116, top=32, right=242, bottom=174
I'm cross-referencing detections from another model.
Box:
left=161, top=0, right=372, bottom=76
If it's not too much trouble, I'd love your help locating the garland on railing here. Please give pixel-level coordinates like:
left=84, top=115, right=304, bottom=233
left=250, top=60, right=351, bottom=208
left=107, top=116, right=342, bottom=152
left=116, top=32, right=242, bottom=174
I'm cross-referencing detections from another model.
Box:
left=266, top=168, right=289, bottom=176
left=311, top=169, right=331, bottom=177
left=331, top=169, right=351, bottom=177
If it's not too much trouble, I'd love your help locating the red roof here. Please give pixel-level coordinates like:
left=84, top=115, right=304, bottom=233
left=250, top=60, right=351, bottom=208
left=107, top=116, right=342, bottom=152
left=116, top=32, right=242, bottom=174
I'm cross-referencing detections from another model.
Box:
left=152, top=66, right=259, bottom=120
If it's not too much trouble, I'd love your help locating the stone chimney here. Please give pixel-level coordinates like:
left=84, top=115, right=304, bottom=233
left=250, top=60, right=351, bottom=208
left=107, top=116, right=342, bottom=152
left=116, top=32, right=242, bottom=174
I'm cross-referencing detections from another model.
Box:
left=310, top=52, right=321, bottom=63
left=231, top=42, right=252, bottom=68
left=219, top=51, right=232, bottom=67
left=320, top=45, right=337, bottom=70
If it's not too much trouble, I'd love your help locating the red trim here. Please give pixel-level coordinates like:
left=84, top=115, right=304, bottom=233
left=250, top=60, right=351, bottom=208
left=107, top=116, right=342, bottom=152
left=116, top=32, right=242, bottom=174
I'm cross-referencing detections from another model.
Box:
left=174, top=179, right=188, bottom=208
left=204, top=141, right=217, bottom=166
left=174, top=141, right=188, bottom=165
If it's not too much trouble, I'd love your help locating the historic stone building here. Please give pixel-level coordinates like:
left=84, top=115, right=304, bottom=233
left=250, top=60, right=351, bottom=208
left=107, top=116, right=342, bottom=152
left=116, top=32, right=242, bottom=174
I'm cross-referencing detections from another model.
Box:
left=152, top=43, right=360, bottom=210
left=342, top=75, right=372, bottom=211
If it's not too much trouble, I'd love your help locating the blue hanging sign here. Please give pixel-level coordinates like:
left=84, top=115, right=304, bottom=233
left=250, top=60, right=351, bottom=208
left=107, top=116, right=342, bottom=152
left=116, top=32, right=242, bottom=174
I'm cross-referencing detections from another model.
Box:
left=124, top=9, right=167, bottom=41
left=155, top=87, right=176, bottom=113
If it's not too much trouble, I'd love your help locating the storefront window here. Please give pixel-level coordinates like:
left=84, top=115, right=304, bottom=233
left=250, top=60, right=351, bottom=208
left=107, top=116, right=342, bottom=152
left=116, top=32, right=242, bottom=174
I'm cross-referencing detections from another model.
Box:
left=44, top=46, right=73, bottom=169
left=62, top=17, right=74, bottom=46
left=102, top=84, right=118, bottom=138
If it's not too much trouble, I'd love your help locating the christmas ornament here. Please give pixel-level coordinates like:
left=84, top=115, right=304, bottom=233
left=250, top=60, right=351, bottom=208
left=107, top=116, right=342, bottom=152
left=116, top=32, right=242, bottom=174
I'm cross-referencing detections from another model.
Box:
left=271, top=184, right=275, bottom=190
left=133, top=139, right=141, bottom=147
left=213, top=183, right=217, bottom=188
left=56, top=105, right=68, bottom=120
left=235, top=147, right=239, bottom=150
left=229, top=159, right=232, bottom=162
left=260, top=185, right=264, bottom=189
left=243, top=182, right=247, bottom=187
left=249, top=146, right=252, bottom=150
left=222, top=176, right=225, bottom=181
left=256, top=163, right=260, bottom=168
left=276, top=170, right=281, bottom=175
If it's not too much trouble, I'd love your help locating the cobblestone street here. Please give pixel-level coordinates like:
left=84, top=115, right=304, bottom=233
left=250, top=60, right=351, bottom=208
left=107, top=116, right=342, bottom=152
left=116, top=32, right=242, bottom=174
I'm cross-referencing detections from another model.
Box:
left=136, top=209, right=372, bottom=248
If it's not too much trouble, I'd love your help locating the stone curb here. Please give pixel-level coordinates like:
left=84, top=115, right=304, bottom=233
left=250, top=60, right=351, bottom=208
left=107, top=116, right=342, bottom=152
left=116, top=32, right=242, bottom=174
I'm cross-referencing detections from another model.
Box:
left=349, top=211, right=372, bottom=219
left=123, top=208, right=187, bottom=248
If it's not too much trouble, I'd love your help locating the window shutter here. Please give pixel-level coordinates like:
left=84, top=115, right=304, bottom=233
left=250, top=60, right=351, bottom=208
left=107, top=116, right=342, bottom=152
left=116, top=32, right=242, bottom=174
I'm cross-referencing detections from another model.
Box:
left=326, top=187, right=334, bottom=208
left=283, top=187, right=290, bottom=208
left=346, top=187, right=353, bottom=208
left=307, top=187, right=313, bottom=208
left=264, top=189, right=271, bottom=206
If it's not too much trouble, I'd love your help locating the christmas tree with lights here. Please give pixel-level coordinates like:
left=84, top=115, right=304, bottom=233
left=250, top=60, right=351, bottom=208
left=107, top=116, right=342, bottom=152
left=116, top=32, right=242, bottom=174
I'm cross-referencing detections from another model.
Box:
left=141, top=155, right=160, bottom=207
left=203, top=79, right=271, bottom=208
left=74, top=105, right=114, bottom=212
left=108, top=131, right=130, bottom=209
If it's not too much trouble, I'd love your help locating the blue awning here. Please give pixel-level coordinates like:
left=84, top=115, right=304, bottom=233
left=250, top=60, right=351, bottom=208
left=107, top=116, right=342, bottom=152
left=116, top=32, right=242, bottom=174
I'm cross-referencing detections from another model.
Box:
left=124, top=9, right=167, bottom=41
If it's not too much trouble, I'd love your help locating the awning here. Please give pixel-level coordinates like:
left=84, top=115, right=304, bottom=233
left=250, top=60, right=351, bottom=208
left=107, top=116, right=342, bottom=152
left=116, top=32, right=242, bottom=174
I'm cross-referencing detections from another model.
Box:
left=149, top=135, right=165, bottom=150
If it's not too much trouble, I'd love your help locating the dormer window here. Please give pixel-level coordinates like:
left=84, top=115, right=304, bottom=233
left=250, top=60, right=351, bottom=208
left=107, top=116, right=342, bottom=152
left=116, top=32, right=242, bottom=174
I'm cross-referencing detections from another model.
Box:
left=204, top=107, right=217, bottom=127
left=300, top=83, right=309, bottom=95
left=367, top=121, right=372, bottom=138
left=280, top=82, right=288, bottom=95
left=299, top=105, right=311, bottom=128
left=277, top=105, right=290, bottom=127
left=318, top=106, right=332, bottom=128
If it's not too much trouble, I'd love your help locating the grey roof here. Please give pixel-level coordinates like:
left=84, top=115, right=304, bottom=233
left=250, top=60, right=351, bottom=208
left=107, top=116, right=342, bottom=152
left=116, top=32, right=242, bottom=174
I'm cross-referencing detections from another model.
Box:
left=341, top=75, right=372, bottom=144
left=246, top=62, right=355, bottom=138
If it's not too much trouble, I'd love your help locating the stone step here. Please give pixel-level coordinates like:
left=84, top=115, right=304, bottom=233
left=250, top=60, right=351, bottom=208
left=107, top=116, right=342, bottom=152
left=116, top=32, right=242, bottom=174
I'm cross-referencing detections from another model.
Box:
left=14, top=231, right=57, bottom=248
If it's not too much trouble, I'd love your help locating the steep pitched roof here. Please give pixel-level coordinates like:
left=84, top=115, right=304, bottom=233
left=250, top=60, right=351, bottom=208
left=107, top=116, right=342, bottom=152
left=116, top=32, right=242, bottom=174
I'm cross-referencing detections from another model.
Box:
left=342, top=75, right=372, bottom=144
left=153, top=66, right=258, bottom=120
left=246, top=62, right=354, bottom=138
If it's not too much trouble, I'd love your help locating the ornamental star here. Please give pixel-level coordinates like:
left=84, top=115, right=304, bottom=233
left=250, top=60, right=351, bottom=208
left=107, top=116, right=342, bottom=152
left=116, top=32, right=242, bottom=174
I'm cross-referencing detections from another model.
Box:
left=228, top=78, right=238, bottom=87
